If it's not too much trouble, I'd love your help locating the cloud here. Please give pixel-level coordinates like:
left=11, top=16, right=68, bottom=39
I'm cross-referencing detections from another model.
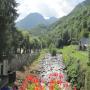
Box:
left=16, top=0, right=85, bottom=21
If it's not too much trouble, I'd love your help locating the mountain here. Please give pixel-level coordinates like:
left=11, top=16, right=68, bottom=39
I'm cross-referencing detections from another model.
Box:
left=48, top=0, right=90, bottom=41
left=16, top=13, right=57, bottom=29
left=47, top=17, right=58, bottom=25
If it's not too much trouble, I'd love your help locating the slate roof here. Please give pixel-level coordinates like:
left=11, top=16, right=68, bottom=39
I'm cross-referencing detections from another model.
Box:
left=80, top=38, right=90, bottom=45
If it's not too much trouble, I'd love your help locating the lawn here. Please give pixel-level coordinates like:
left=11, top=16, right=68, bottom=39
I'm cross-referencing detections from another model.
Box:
left=59, top=45, right=88, bottom=68
left=58, top=45, right=90, bottom=89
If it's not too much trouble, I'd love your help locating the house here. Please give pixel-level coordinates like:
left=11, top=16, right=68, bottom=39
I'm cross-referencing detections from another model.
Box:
left=79, top=37, right=90, bottom=50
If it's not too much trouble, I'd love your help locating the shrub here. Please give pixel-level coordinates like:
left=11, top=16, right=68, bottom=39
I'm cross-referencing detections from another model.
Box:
left=51, top=48, right=57, bottom=56
left=87, top=62, right=90, bottom=66
left=87, top=45, right=90, bottom=66
left=49, top=44, right=57, bottom=56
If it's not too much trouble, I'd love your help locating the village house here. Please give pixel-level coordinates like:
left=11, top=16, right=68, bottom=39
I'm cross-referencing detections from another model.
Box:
left=79, top=37, right=90, bottom=50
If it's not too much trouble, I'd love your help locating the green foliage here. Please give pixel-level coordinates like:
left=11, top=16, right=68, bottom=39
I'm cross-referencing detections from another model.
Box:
left=51, top=48, right=57, bottom=56
left=27, top=84, right=35, bottom=90
left=0, top=0, right=18, bottom=61
left=87, top=43, right=90, bottom=66
left=83, top=31, right=89, bottom=38
left=29, top=24, right=49, bottom=36
left=62, top=30, right=71, bottom=45
left=45, top=1, right=90, bottom=47
left=54, top=84, right=60, bottom=90
left=49, top=44, right=57, bottom=56
left=11, top=29, right=46, bottom=54
left=59, top=45, right=88, bottom=89
left=59, top=45, right=88, bottom=68
left=66, top=58, right=86, bottom=89
left=85, top=66, right=90, bottom=90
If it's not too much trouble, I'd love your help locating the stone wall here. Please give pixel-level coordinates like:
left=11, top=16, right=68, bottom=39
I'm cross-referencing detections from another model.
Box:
left=0, top=52, right=39, bottom=88
left=9, top=53, right=39, bottom=71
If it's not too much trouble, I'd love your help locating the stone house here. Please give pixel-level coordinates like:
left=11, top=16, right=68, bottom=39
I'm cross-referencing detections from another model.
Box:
left=79, top=37, right=90, bottom=50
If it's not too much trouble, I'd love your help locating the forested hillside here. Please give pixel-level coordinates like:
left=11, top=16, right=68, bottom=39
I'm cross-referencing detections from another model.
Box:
left=45, top=0, right=90, bottom=47
left=29, top=24, right=49, bottom=36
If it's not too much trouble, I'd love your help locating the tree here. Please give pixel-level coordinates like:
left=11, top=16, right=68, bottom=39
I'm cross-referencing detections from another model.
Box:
left=0, top=0, right=18, bottom=61
left=12, top=30, right=23, bottom=54
left=62, top=30, right=71, bottom=45
left=87, top=40, right=90, bottom=66
left=49, top=44, right=57, bottom=56
left=24, top=35, right=30, bottom=53
left=31, top=38, right=41, bottom=52
left=56, top=38, right=63, bottom=48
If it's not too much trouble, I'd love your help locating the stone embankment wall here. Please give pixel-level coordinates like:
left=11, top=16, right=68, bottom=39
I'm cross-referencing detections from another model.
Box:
left=9, top=53, right=39, bottom=71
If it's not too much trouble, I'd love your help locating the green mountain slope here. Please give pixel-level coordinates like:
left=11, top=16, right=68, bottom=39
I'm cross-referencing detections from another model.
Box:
left=29, top=24, right=49, bottom=36
left=48, top=0, right=90, bottom=43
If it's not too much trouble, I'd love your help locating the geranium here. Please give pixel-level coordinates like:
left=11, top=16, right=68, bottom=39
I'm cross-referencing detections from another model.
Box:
left=59, top=73, right=64, bottom=79
left=74, top=86, right=77, bottom=90
left=19, top=73, right=71, bottom=90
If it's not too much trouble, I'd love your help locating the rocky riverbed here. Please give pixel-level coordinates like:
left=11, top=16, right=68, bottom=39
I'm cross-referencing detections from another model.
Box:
left=15, top=53, right=72, bottom=90
left=37, top=53, right=69, bottom=89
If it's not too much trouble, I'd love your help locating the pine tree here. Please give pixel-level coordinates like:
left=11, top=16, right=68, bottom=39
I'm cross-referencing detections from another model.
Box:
left=0, top=0, right=18, bottom=62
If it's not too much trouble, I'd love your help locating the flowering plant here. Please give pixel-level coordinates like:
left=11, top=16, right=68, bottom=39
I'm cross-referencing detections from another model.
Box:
left=19, top=73, right=76, bottom=90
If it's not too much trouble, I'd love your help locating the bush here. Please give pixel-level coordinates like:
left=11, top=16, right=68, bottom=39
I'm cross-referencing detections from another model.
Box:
left=49, top=44, right=57, bottom=56
left=87, top=62, right=90, bottom=66
left=59, top=51, right=62, bottom=54
left=66, top=59, right=86, bottom=89
left=85, top=67, right=90, bottom=90
left=50, top=48, right=57, bottom=56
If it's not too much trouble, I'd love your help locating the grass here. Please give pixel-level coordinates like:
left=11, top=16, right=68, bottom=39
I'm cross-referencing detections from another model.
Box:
left=86, top=66, right=90, bottom=90
left=58, top=45, right=90, bottom=89
left=29, top=49, right=48, bottom=71
left=32, top=49, right=48, bottom=65
left=58, top=45, right=88, bottom=68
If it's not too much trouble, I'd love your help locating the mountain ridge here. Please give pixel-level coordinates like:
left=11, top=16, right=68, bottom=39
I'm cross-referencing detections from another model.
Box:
left=16, top=13, right=58, bottom=29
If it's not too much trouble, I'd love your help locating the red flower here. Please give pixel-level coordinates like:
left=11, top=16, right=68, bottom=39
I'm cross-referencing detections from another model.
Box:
left=74, top=86, right=77, bottom=90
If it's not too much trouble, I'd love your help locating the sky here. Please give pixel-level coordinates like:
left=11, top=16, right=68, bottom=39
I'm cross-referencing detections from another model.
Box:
left=16, top=0, right=85, bottom=21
